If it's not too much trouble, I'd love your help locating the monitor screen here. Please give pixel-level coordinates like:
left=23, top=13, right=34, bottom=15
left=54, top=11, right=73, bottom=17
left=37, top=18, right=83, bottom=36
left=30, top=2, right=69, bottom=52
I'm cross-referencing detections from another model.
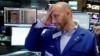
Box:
left=72, top=12, right=90, bottom=29
left=69, top=1, right=77, bottom=10
left=11, top=27, right=48, bottom=46
left=4, top=7, right=37, bottom=24
left=11, top=27, right=31, bottom=46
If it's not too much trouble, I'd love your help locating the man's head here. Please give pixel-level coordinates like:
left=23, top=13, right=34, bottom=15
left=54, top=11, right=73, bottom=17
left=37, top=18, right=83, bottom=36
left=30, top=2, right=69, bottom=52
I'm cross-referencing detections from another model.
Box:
left=93, top=24, right=100, bottom=34
left=51, top=2, right=73, bottom=30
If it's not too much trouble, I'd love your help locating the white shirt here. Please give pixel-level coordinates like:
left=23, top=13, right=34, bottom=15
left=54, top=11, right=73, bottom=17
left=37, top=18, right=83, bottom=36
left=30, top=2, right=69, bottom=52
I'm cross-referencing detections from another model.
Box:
left=60, top=26, right=77, bottom=53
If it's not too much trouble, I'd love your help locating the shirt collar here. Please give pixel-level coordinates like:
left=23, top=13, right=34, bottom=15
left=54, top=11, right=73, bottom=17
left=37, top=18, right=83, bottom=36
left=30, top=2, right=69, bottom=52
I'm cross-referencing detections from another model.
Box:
left=52, top=22, right=78, bottom=39
left=62, top=22, right=78, bottom=36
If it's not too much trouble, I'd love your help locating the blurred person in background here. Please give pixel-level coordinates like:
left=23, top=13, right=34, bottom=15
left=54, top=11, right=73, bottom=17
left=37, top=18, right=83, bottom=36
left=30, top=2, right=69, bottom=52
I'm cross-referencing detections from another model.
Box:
left=93, top=23, right=100, bottom=55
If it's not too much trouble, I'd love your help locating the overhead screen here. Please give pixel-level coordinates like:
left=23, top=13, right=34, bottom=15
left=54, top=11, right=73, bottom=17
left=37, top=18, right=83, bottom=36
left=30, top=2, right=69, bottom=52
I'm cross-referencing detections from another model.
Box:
left=4, top=7, right=37, bottom=24
left=69, top=1, right=77, bottom=10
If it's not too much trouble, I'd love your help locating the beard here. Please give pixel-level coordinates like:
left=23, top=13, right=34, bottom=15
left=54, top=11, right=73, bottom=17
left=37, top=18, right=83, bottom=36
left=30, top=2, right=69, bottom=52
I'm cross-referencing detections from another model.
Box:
left=56, top=16, right=68, bottom=31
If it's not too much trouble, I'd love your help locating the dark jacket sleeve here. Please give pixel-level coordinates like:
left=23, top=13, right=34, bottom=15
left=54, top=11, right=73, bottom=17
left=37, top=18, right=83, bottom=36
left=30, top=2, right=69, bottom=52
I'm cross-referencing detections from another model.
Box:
left=92, top=37, right=99, bottom=56
left=86, top=34, right=99, bottom=56
left=89, top=37, right=98, bottom=56
left=25, top=24, right=43, bottom=51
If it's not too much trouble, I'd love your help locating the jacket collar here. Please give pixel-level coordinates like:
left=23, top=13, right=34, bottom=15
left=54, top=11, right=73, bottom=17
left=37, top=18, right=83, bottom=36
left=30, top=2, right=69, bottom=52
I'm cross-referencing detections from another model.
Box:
left=52, top=23, right=78, bottom=39
left=52, top=25, right=86, bottom=55
left=62, top=25, right=86, bottom=55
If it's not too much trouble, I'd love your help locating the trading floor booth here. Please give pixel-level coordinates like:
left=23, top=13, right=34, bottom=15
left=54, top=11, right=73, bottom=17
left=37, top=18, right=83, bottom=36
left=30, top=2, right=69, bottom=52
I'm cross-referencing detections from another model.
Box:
left=1, top=7, right=91, bottom=55
left=0, top=7, right=41, bottom=55
left=3, top=12, right=90, bottom=55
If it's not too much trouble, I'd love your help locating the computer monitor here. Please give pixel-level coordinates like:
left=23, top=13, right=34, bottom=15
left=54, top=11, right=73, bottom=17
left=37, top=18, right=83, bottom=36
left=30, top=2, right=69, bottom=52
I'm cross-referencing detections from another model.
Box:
left=68, top=1, right=77, bottom=10
left=11, top=27, right=48, bottom=46
left=4, top=7, right=37, bottom=24
left=11, top=27, right=31, bottom=46
left=72, top=12, right=90, bottom=29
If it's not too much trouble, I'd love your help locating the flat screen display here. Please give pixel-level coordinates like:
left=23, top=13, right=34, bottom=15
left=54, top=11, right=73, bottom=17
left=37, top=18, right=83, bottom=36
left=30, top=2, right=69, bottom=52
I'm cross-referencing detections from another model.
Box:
left=72, top=12, right=90, bottom=29
left=11, top=27, right=30, bottom=46
left=69, top=1, right=77, bottom=10
left=11, top=27, right=48, bottom=46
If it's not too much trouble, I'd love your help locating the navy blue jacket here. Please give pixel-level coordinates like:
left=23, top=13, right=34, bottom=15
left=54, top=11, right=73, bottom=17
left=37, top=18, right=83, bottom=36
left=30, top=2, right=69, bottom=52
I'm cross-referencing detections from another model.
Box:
left=25, top=24, right=98, bottom=56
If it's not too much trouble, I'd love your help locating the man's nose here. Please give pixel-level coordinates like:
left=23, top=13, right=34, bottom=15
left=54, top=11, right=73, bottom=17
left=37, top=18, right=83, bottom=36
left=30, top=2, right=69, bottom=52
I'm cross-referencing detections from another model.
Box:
left=52, top=18, right=56, bottom=24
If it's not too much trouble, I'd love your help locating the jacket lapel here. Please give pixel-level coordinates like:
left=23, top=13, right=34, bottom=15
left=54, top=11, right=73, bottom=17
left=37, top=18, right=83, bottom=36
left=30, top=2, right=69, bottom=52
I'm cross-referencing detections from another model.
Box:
left=54, top=36, right=61, bottom=55
left=62, top=26, right=83, bottom=55
left=52, top=31, right=62, bottom=55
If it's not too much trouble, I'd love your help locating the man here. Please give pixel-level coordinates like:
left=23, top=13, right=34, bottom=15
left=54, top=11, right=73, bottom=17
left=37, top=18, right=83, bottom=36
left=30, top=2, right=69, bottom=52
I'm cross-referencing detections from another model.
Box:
left=25, top=2, right=98, bottom=56
left=93, top=24, right=100, bottom=55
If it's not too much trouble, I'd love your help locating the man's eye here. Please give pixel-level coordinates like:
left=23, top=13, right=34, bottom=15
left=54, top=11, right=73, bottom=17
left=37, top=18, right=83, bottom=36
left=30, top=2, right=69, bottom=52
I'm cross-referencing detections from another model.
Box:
left=54, top=15, right=59, bottom=18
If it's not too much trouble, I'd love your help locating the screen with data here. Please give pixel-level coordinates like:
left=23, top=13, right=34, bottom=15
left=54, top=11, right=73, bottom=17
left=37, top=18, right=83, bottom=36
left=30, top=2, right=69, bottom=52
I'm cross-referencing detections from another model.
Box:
left=72, top=12, right=90, bottom=29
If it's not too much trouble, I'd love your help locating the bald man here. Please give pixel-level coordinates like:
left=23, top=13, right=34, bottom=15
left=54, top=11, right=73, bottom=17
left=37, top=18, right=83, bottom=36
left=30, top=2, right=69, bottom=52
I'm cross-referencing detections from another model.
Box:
left=25, top=2, right=98, bottom=56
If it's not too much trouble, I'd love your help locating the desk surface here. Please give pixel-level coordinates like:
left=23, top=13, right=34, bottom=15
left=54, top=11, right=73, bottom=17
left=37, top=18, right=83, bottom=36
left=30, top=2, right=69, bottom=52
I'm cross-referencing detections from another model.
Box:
left=1, top=50, right=41, bottom=56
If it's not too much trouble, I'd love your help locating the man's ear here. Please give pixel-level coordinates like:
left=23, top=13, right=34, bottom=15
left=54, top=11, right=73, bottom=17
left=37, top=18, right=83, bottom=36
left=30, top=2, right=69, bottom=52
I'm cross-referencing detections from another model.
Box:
left=66, top=10, right=72, bottom=18
left=66, top=11, right=70, bottom=16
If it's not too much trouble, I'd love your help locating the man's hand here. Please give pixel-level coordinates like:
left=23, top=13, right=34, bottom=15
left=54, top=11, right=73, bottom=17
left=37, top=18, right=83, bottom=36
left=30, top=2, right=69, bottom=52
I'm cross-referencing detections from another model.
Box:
left=41, top=4, right=54, bottom=25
